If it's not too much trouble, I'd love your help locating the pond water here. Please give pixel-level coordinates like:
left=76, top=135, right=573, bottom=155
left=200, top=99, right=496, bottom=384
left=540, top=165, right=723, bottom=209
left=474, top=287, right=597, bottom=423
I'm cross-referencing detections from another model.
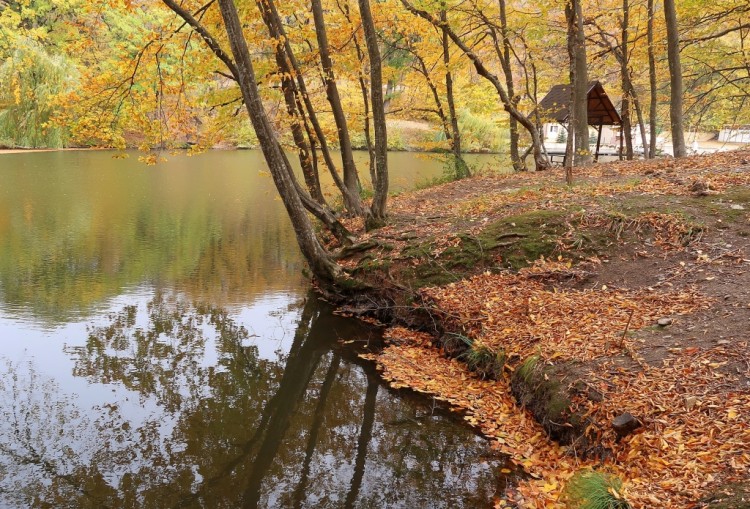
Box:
left=0, top=150, right=508, bottom=508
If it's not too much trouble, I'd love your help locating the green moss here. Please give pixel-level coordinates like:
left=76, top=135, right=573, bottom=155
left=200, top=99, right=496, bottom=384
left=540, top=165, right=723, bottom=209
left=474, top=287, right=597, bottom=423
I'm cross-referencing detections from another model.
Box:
left=511, top=355, right=576, bottom=441
left=563, top=470, right=631, bottom=509
left=481, top=210, right=568, bottom=269
left=353, top=256, right=392, bottom=274
left=400, top=209, right=573, bottom=288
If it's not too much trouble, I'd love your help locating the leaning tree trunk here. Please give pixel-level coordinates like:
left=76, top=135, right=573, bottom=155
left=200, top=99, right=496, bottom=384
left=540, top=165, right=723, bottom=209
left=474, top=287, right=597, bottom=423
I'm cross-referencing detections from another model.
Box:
left=312, top=0, right=364, bottom=206
left=498, top=0, right=523, bottom=171
left=216, top=0, right=342, bottom=285
left=355, top=36, right=377, bottom=186
left=664, top=0, right=687, bottom=157
left=264, top=14, right=327, bottom=204
left=624, top=71, right=650, bottom=159
left=359, top=0, right=389, bottom=224
left=260, top=0, right=365, bottom=216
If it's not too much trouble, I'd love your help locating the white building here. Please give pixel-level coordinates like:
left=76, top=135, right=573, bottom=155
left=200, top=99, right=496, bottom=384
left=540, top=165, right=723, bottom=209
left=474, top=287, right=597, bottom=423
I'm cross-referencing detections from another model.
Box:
left=718, top=125, right=750, bottom=144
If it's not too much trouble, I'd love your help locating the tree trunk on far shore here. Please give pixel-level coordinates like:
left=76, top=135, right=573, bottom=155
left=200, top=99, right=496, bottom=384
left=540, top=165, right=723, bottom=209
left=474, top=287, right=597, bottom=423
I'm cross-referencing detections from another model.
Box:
left=359, top=0, right=389, bottom=224
left=400, top=0, right=549, bottom=171
left=567, top=0, right=591, bottom=166
left=664, top=0, right=687, bottom=157
left=647, top=0, right=658, bottom=158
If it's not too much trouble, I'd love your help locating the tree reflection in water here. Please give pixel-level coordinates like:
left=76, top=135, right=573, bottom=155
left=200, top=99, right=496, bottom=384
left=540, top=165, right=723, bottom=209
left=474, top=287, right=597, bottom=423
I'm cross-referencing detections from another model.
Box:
left=0, top=293, right=502, bottom=508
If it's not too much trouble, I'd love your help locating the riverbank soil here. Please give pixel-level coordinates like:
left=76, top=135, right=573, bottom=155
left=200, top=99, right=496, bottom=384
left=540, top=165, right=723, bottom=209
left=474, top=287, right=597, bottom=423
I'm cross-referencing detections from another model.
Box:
left=342, top=150, right=750, bottom=508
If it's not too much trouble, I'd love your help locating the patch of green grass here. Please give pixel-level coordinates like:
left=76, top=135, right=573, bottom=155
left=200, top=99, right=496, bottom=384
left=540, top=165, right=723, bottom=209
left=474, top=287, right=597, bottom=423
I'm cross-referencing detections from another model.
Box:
left=516, top=354, right=540, bottom=381
left=439, top=332, right=473, bottom=357
left=459, top=343, right=506, bottom=379
left=563, top=470, right=631, bottom=509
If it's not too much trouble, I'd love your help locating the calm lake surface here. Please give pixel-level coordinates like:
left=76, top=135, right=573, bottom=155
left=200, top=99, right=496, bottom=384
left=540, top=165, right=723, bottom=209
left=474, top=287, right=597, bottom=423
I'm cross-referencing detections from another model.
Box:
left=0, top=150, right=508, bottom=508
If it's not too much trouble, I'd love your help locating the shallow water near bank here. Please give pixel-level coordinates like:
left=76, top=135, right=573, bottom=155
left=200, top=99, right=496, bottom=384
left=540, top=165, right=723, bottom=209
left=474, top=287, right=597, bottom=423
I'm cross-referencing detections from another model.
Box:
left=0, top=150, right=508, bottom=508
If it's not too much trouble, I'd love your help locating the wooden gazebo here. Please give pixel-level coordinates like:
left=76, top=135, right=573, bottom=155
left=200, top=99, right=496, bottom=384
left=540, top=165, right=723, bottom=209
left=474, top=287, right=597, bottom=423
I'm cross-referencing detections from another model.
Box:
left=536, top=81, right=622, bottom=161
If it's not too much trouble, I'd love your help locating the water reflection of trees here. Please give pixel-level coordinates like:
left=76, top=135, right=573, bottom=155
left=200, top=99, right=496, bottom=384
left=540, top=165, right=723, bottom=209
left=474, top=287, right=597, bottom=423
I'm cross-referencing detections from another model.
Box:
left=0, top=156, right=304, bottom=321
left=0, top=294, right=499, bottom=508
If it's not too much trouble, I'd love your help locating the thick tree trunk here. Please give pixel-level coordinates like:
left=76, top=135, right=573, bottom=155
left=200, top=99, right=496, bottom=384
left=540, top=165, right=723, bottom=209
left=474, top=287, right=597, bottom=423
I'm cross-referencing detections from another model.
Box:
left=359, top=0, right=388, bottom=223
left=567, top=0, right=591, bottom=166
left=312, top=0, right=362, bottom=201
left=278, top=147, right=356, bottom=246
left=333, top=1, right=377, bottom=186
left=401, top=0, right=549, bottom=171
left=664, top=0, right=687, bottom=157
left=216, top=0, right=342, bottom=285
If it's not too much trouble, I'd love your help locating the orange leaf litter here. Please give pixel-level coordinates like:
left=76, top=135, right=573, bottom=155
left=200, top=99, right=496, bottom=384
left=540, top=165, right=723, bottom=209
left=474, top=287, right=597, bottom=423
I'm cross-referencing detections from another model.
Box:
left=364, top=260, right=749, bottom=507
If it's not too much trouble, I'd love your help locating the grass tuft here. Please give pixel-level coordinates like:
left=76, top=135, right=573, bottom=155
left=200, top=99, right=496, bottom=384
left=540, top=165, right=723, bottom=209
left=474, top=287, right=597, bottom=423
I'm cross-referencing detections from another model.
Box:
left=516, top=354, right=540, bottom=382
left=563, top=470, right=632, bottom=509
left=459, top=342, right=506, bottom=379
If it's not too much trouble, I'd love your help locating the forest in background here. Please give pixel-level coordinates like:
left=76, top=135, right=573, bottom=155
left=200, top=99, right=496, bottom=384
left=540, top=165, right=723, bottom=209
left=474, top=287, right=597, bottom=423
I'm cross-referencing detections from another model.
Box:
left=0, top=0, right=748, bottom=157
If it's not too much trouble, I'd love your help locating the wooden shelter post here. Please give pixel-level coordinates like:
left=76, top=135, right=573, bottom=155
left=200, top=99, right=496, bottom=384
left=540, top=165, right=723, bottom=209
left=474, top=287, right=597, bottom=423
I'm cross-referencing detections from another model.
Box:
left=595, top=118, right=604, bottom=162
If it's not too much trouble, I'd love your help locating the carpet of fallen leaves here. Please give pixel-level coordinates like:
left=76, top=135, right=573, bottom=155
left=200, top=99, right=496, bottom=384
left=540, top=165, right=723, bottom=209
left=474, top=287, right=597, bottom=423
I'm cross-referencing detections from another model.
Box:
left=353, top=150, right=750, bottom=508
left=422, top=262, right=710, bottom=363
left=382, top=149, right=750, bottom=226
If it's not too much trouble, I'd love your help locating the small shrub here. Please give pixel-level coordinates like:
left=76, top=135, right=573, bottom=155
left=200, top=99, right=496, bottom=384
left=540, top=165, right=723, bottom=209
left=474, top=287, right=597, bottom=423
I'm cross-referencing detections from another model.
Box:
left=562, top=470, right=631, bottom=509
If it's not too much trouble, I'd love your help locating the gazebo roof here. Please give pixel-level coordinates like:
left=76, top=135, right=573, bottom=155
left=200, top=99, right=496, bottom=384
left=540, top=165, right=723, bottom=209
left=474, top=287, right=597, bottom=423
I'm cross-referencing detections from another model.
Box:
left=536, top=81, right=622, bottom=126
